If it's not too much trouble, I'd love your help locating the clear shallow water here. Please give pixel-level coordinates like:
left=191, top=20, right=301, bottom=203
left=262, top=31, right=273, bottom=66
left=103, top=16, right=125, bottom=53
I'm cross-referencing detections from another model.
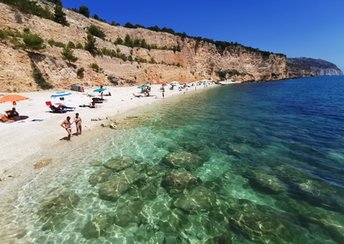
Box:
left=9, top=77, right=344, bottom=243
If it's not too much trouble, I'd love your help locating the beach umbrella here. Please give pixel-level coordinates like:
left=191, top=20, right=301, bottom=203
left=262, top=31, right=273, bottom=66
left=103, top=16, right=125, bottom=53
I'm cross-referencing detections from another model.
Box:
left=137, top=84, right=148, bottom=89
left=51, top=91, right=72, bottom=98
left=93, top=88, right=107, bottom=93
left=0, top=94, right=28, bottom=104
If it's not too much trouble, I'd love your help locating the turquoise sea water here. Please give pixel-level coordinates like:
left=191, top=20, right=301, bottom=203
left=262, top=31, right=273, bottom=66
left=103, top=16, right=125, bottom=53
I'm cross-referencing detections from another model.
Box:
left=10, top=77, right=344, bottom=243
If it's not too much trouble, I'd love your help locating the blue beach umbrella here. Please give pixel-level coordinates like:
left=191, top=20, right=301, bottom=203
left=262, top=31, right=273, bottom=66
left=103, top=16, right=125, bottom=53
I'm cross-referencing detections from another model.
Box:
left=93, top=88, right=107, bottom=93
left=51, top=91, right=72, bottom=98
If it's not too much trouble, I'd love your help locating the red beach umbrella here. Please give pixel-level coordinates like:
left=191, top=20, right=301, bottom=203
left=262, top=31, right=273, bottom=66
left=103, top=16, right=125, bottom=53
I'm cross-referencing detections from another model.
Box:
left=0, top=94, right=29, bottom=104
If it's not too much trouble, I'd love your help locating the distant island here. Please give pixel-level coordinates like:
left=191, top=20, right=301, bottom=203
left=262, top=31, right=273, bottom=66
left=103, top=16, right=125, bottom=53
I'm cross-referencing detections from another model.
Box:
left=0, top=0, right=342, bottom=92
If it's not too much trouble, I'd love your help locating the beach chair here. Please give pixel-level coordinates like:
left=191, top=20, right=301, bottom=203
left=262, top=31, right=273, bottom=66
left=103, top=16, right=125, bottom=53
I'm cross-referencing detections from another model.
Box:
left=92, top=97, right=104, bottom=103
left=49, top=105, right=67, bottom=113
left=133, top=93, right=143, bottom=98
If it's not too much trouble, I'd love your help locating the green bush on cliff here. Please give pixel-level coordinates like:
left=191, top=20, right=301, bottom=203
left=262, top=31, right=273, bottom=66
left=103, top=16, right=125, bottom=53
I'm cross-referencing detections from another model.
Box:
left=0, top=30, right=6, bottom=39
left=75, top=42, right=83, bottom=49
left=87, top=25, right=106, bottom=40
left=114, top=34, right=180, bottom=52
left=48, top=39, right=66, bottom=48
left=0, top=0, right=52, bottom=19
left=77, top=67, right=85, bottom=78
left=23, top=33, right=45, bottom=50
left=61, top=46, right=78, bottom=63
left=67, top=41, right=75, bottom=49
left=84, top=34, right=97, bottom=55
left=90, top=63, right=101, bottom=73
left=114, top=37, right=123, bottom=45
left=107, top=76, right=118, bottom=85
left=217, top=69, right=245, bottom=80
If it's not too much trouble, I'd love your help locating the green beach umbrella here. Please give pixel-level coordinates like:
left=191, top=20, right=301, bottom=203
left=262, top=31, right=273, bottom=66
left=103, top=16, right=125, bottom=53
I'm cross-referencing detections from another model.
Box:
left=137, top=84, right=148, bottom=89
left=94, top=88, right=107, bottom=93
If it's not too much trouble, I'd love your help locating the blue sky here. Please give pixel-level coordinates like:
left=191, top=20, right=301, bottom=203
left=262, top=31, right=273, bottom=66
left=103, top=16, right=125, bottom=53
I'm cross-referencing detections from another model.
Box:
left=62, top=0, right=344, bottom=71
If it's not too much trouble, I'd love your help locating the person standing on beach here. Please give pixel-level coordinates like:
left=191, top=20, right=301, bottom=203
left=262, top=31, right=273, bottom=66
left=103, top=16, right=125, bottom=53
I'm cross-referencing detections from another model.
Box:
left=74, top=113, right=82, bottom=135
left=161, top=86, right=165, bottom=99
left=61, top=116, right=72, bottom=140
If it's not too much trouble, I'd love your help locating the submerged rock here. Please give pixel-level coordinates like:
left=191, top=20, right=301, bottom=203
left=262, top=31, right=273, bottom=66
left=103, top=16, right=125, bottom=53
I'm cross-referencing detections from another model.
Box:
left=290, top=178, right=344, bottom=212
left=161, top=151, right=203, bottom=171
left=103, top=156, right=134, bottom=172
left=81, top=213, right=114, bottom=239
left=98, top=166, right=145, bottom=201
left=280, top=198, right=344, bottom=243
left=227, top=199, right=308, bottom=243
left=158, top=209, right=189, bottom=235
left=113, top=198, right=144, bottom=227
left=245, top=170, right=285, bottom=194
left=173, top=185, right=217, bottom=213
left=38, top=192, right=80, bottom=231
left=275, top=165, right=344, bottom=212
left=88, top=168, right=113, bottom=186
left=161, top=170, right=200, bottom=193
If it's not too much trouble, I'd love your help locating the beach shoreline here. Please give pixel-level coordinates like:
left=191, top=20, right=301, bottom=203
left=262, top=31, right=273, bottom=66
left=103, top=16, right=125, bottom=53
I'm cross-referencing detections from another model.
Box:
left=0, top=82, right=220, bottom=206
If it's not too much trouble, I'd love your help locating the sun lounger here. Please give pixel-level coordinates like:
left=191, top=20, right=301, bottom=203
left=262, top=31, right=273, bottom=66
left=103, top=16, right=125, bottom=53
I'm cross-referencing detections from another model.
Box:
left=49, top=105, right=67, bottom=113
left=92, top=97, right=104, bottom=103
left=13, top=115, right=29, bottom=121
left=1, top=114, right=28, bottom=123
left=133, top=93, right=143, bottom=98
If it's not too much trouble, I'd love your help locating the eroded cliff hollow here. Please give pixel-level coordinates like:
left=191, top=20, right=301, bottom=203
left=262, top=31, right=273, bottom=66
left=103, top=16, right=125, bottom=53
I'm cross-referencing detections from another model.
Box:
left=0, top=1, right=340, bottom=92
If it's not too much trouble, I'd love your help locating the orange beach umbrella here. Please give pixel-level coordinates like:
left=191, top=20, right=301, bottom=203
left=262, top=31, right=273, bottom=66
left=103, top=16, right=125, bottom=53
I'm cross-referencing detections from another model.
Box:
left=0, top=94, right=29, bottom=104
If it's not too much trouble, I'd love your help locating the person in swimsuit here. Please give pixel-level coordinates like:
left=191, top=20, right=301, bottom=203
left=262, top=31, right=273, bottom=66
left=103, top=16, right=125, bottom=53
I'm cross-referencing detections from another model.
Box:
left=74, top=113, right=82, bottom=135
left=61, top=116, right=72, bottom=140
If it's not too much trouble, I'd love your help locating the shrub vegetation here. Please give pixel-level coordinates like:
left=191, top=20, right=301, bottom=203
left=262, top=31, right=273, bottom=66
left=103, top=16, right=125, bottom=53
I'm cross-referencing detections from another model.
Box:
left=89, top=63, right=100, bottom=72
left=23, top=32, right=45, bottom=50
left=87, top=25, right=106, bottom=40
left=76, top=67, right=85, bottom=78
left=61, top=46, right=78, bottom=63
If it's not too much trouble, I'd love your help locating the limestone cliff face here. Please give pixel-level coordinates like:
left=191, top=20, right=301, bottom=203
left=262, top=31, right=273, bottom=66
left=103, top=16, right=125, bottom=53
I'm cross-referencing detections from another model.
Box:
left=0, top=1, right=333, bottom=92
left=287, top=58, right=343, bottom=78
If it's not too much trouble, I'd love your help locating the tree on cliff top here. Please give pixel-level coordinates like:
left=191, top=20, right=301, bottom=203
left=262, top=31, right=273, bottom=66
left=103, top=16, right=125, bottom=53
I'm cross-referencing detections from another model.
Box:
left=79, top=6, right=90, bottom=18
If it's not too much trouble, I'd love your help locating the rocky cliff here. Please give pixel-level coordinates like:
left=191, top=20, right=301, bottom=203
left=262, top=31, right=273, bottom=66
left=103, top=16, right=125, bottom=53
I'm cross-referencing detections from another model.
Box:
left=287, top=58, right=343, bottom=78
left=0, top=1, right=340, bottom=92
